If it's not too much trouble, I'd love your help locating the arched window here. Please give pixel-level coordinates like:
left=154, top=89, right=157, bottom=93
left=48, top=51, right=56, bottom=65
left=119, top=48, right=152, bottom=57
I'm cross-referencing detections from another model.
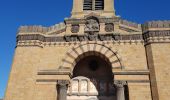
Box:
left=83, top=0, right=104, bottom=11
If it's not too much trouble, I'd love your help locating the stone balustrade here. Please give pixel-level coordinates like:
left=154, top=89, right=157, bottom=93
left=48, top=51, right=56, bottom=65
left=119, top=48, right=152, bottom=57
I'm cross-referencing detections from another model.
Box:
left=142, top=20, right=170, bottom=31
left=120, top=19, right=141, bottom=29
left=18, top=22, right=66, bottom=34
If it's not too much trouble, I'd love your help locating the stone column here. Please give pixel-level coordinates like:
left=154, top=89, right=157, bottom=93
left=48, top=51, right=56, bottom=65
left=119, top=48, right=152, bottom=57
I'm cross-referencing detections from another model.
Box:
left=114, top=81, right=126, bottom=100
left=57, top=80, right=69, bottom=100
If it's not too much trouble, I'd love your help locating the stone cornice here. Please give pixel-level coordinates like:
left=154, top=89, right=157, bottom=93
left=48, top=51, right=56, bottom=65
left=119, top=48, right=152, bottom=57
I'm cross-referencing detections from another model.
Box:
left=38, top=70, right=71, bottom=76
left=65, top=16, right=120, bottom=24
left=143, top=30, right=170, bottom=45
left=17, top=33, right=143, bottom=43
left=16, top=30, right=170, bottom=47
left=113, top=70, right=150, bottom=75
left=16, top=33, right=145, bottom=47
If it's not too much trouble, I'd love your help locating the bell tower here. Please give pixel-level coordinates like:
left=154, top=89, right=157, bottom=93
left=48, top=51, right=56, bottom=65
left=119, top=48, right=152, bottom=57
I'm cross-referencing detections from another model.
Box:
left=71, top=0, right=115, bottom=18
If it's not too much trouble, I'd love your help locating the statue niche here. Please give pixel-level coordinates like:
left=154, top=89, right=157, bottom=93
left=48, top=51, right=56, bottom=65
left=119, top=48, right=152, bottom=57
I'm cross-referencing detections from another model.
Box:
left=85, top=17, right=100, bottom=32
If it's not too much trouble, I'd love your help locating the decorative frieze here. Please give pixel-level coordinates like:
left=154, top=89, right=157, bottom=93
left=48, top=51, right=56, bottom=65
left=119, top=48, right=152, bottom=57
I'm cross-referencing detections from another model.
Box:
left=16, top=30, right=170, bottom=47
left=99, top=17, right=120, bottom=23
left=17, top=33, right=143, bottom=43
left=143, top=30, right=170, bottom=45
left=65, top=18, right=86, bottom=24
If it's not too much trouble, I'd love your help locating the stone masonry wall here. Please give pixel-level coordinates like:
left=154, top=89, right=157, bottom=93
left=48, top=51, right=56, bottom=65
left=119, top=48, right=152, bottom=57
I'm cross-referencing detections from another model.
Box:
left=146, top=43, right=170, bottom=100
left=4, top=41, right=151, bottom=100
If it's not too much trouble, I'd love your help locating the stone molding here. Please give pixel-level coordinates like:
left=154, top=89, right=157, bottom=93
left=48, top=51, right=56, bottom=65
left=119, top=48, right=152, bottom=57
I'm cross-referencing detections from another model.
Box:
left=38, top=70, right=71, bottom=76
left=18, top=23, right=66, bottom=34
left=113, top=70, right=150, bottom=75
left=59, top=43, right=123, bottom=75
left=38, top=70, right=149, bottom=75
left=120, top=19, right=141, bottom=29
left=17, top=33, right=143, bottom=43
left=65, top=18, right=86, bottom=24
left=142, top=20, right=170, bottom=31
left=65, top=16, right=120, bottom=25
left=143, top=30, right=170, bottom=45
left=16, top=30, right=170, bottom=47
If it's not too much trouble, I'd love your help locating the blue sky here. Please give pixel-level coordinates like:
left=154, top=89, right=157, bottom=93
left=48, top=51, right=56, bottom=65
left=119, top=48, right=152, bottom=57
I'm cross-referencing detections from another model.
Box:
left=0, top=0, right=170, bottom=98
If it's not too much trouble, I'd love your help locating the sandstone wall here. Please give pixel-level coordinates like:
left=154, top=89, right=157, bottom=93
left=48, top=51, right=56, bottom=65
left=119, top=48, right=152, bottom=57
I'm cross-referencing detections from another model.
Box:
left=4, top=42, right=151, bottom=100
left=146, top=43, right=170, bottom=100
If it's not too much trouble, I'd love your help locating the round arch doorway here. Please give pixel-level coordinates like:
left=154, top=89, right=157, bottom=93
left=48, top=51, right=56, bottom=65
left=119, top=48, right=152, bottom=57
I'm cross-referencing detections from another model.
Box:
left=67, top=52, right=116, bottom=100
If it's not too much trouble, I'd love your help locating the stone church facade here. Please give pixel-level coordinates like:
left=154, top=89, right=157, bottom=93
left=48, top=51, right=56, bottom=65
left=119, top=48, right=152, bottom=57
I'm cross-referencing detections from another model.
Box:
left=4, top=0, right=170, bottom=100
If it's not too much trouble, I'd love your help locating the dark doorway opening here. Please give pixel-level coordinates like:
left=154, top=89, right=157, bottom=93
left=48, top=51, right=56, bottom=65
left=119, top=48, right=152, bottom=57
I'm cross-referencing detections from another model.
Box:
left=71, top=52, right=116, bottom=100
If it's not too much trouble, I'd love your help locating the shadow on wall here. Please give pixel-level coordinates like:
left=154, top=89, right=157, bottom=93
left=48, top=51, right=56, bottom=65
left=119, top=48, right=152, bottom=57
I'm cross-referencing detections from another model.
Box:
left=124, top=85, right=129, bottom=100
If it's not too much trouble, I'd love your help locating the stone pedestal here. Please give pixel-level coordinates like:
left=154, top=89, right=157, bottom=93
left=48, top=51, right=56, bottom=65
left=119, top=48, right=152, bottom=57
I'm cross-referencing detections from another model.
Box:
left=57, top=80, right=69, bottom=100
left=114, top=81, right=126, bottom=100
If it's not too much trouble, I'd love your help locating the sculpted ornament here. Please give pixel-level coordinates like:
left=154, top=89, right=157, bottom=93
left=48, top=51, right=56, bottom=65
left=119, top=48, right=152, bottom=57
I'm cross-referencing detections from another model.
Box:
left=58, top=80, right=69, bottom=86
left=105, top=23, right=114, bottom=32
left=114, top=80, right=127, bottom=88
left=71, top=25, right=79, bottom=33
left=85, top=18, right=99, bottom=32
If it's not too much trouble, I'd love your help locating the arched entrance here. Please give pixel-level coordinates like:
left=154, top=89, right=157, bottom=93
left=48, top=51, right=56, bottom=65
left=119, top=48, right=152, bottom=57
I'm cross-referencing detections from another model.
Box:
left=67, top=52, right=116, bottom=100
left=57, top=43, right=127, bottom=100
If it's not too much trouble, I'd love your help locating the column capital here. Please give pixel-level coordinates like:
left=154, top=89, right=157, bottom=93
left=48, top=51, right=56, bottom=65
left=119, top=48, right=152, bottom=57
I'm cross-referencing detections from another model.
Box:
left=114, top=80, right=126, bottom=100
left=58, top=80, right=70, bottom=86
left=114, top=80, right=127, bottom=88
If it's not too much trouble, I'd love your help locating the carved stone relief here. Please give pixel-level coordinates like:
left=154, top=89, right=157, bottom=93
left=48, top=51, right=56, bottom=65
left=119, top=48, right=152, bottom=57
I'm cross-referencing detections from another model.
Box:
left=105, top=23, right=114, bottom=32
left=71, top=25, right=79, bottom=33
left=85, top=18, right=99, bottom=32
